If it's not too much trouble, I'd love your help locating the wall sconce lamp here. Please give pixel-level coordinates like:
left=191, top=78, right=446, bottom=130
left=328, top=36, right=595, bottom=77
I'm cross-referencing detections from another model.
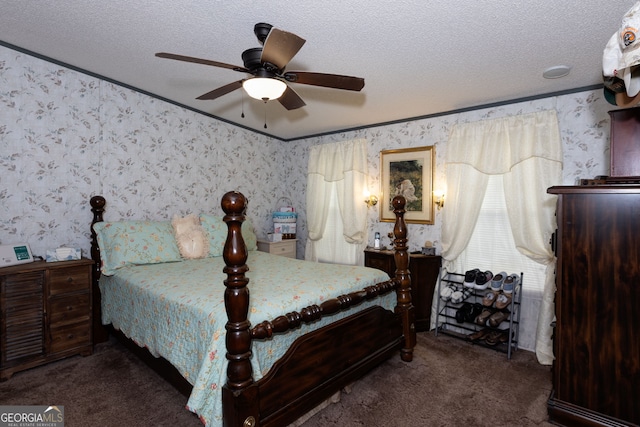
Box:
left=364, top=191, right=378, bottom=208
left=433, top=190, right=445, bottom=210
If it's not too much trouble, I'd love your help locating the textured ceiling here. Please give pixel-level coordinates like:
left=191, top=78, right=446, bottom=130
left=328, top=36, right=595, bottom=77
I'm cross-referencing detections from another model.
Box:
left=1, top=1, right=635, bottom=140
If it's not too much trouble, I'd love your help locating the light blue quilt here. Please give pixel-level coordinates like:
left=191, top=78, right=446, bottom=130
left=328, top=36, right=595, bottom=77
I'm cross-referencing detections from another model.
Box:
left=99, top=251, right=394, bottom=426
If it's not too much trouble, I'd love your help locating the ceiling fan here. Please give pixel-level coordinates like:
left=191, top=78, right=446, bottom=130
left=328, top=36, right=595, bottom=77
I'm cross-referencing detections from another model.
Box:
left=155, top=23, right=365, bottom=110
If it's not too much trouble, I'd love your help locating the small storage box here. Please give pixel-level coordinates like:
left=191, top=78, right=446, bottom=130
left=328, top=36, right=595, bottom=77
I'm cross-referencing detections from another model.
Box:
left=274, top=222, right=296, bottom=239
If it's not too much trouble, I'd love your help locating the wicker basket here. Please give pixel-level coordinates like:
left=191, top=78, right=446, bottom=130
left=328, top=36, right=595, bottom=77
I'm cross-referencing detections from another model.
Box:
left=272, top=211, right=298, bottom=223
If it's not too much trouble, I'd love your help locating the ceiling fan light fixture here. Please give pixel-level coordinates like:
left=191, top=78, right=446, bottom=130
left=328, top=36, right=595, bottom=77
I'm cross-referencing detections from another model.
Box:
left=242, top=77, right=287, bottom=101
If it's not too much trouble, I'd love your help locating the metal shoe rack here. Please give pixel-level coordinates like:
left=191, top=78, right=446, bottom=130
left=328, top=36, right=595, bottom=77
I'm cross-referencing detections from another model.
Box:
left=434, top=270, right=522, bottom=359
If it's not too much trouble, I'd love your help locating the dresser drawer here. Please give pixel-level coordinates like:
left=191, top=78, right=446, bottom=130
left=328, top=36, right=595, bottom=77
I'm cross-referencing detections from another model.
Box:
left=49, top=320, right=91, bottom=353
left=49, top=293, right=90, bottom=326
left=49, top=265, right=91, bottom=295
left=257, top=240, right=297, bottom=258
left=270, top=242, right=295, bottom=258
left=365, top=257, right=392, bottom=276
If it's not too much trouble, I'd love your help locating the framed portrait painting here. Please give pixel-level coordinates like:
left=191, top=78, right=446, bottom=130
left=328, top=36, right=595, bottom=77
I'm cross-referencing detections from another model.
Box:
left=380, top=146, right=434, bottom=224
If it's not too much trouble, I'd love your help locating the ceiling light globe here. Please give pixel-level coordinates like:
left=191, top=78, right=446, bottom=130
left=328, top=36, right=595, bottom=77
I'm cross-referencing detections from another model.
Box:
left=243, top=78, right=287, bottom=101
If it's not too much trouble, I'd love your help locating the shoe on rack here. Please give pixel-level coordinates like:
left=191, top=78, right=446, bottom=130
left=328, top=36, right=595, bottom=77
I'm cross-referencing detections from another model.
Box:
left=464, top=268, right=481, bottom=288
left=455, top=302, right=473, bottom=323
left=488, top=309, right=510, bottom=328
left=440, top=283, right=458, bottom=301
left=451, top=287, right=472, bottom=304
left=485, top=329, right=507, bottom=346
left=489, top=271, right=507, bottom=292
left=498, top=329, right=512, bottom=344
left=474, top=270, right=494, bottom=290
left=495, top=292, right=512, bottom=310
left=465, top=303, right=484, bottom=323
left=482, top=290, right=500, bottom=307
left=475, top=308, right=496, bottom=326
left=467, top=327, right=491, bottom=342
left=502, top=274, right=520, bottom=294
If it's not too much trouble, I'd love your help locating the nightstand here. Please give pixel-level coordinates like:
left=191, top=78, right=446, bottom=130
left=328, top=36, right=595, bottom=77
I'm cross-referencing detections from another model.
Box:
left=364, top=249, right=441, bottom=332
left=257, top=239, right=297, bottom=259
left=0, top=259, right=93, bottom=381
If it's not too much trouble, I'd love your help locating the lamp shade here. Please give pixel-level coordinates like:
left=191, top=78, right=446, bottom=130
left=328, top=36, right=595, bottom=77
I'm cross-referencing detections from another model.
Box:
left=242, top=77, right=287, bottom=101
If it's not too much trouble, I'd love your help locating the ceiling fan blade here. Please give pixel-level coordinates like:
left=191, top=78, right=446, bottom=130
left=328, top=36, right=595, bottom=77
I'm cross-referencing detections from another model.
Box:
left=278, top=86, right=306, bottom=110
left=260, top=28, right=306, bottom=70
left=284, top=71, right=365, bottom=91
left=196, top=80, right=244, bottom=100
left=156, top=52, right=248, bottom=73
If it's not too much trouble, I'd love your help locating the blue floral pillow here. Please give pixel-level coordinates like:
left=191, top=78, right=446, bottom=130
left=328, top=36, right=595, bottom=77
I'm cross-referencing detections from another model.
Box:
left=93, top=220, right=182, bottom=276
left=200, top=214, right=258, bottom=257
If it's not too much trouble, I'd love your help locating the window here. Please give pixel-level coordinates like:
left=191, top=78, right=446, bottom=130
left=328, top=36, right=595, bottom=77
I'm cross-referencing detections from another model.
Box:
left=459, top=175, right=545, bottom=293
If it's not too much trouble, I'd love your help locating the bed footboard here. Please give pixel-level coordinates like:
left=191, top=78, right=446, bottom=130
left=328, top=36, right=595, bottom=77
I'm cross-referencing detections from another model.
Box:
left=220, top=191, right=414, bottom=427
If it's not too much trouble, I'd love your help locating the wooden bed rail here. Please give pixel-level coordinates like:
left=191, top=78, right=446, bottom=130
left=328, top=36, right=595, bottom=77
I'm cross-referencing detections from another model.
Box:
left=250, top=279, right=397, bottom=339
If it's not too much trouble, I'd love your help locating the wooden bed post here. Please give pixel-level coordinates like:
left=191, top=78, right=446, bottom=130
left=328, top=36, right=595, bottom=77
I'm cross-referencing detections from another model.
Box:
left=220, top=191, right=258, bottom=427
left=392, top=195, right=415, bottom=362
left=90, top=195, right=109, bottom=344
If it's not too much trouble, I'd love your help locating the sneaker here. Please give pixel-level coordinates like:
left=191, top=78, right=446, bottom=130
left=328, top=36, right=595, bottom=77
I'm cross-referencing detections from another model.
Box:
left=502, top=274, right=520, bottom=294
left=473, top=270, right=493, bottom=290
left=489, top=271, right=507, bottom=292
left=464, top=268, right=480, bottom=288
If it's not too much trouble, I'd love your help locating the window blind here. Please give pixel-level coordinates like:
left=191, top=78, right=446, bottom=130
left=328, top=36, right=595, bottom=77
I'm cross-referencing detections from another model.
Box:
left=460, top=175, right=545, bottom=292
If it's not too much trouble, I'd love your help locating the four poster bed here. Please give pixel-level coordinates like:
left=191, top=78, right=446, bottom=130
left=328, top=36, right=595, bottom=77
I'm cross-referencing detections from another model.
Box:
left=89, top=191, right=415, bottom=427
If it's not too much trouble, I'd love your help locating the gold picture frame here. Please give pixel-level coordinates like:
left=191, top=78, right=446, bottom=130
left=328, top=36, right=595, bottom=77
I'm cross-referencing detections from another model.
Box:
left=380, top=146, right=434, bottom=224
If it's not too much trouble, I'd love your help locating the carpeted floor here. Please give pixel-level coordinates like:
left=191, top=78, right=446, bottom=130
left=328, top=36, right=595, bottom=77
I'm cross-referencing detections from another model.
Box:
left=0, top=331, right=553, bottom=426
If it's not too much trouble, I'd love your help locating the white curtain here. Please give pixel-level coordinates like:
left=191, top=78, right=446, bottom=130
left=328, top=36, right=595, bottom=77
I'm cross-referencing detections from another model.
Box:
left=305, top=139, right=369, bottom=265
left=441, top=110, right=562, bottom=365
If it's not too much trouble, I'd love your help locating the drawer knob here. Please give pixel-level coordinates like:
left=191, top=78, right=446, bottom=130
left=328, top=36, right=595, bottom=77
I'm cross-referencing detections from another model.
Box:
left=67, top=277, right=73, bottom=283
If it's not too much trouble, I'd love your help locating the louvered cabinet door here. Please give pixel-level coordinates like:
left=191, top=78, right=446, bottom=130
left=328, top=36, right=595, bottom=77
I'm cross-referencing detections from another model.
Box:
left=0, top=270, right=45, bottom=379
left=0, top=259, right=93, bottom=381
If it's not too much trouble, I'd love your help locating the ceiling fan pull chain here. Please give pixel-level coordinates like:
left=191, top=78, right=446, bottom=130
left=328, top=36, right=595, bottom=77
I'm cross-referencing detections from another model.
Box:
left=241, top=91, right=245, bottom=118
left=264, top=103, right=268, bottom=129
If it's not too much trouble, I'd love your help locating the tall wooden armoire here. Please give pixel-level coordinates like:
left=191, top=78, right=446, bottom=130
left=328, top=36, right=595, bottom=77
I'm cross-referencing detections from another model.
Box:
left=546, top=107, right=640, bottom=426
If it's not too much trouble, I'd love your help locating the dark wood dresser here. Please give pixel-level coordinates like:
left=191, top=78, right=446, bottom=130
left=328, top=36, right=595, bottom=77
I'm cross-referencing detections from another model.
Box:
left=364, top=249, right=441, bottom=332
left=0, top=259, right=93, bottom=380
left=547, top=185, right=640, bottom=426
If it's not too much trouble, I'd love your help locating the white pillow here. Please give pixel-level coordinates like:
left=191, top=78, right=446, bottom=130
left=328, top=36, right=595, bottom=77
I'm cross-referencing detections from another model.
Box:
left=172, top=215, right=209, bottom=259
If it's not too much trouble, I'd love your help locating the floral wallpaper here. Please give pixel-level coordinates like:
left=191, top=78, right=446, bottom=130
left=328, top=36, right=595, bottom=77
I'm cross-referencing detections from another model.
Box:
left=1, top=44, right=613, bottom=261
left=0, top=46, right=291, bottom=259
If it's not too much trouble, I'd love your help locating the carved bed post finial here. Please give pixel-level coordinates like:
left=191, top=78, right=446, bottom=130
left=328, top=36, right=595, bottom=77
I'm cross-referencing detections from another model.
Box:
left=220, top=191, right=257, bottom=426
left=392, top=195, right=415, bottom=362
left=90, top=195, right=105, bottom=273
